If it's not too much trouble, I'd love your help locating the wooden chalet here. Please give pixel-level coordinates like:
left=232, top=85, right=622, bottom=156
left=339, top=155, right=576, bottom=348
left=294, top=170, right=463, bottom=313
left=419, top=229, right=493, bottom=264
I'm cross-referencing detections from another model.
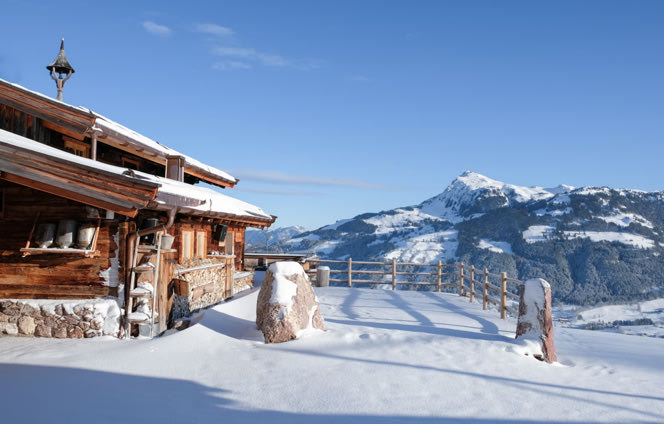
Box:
left=0, top=78, right=276, bottom=338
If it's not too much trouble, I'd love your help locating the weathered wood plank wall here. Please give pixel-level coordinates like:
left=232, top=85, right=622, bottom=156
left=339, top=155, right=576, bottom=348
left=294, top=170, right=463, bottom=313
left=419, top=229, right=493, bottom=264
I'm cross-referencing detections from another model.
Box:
left=0, top=181, right=119, bottom=299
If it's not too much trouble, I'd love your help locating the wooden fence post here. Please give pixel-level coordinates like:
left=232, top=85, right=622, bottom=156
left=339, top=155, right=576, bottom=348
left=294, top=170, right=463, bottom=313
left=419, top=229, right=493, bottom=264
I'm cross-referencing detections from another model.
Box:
left=469, top=265, right=475, bottom=303
left=458, top=262, right=464, bottom=296
left=483, top=268, right=488, bottom=310
left=500, top=272, right=507, bottom=320
left=348, top=257, right=352, bottom=288
left=436, top=260, right=442, bottom=293
left=391, top=258, right=397, bottom=290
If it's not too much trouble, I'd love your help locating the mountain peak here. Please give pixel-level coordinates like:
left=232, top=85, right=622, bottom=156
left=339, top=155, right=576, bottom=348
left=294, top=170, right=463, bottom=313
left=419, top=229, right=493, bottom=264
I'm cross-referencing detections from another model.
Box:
left=419, top=171, right=558, bottom=222
left=455, top=171, right=504, bottom=191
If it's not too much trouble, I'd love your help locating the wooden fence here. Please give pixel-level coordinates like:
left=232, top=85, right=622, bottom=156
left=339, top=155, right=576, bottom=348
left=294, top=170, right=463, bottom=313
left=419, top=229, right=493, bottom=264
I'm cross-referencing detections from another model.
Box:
left=305, top=258, right=523, bottom=320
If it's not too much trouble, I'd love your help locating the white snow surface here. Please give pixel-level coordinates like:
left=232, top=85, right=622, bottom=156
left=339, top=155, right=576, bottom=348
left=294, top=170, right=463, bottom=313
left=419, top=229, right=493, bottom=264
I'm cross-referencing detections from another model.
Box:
left=596, top=212, right=654, bottom=229
left=138, top=174, right=273, bottom=221
left=364, top=209, right=443, bottom=235
left=562, top=298, right=664, bottom=338
left=269, top=262, right=306, bottom=309
left=1, top=288, right=663, bottom=423
left=312, top=240, right=342, bottom=255
left=385, top=230, right=458, bottom=263
left=267, top=262, right=304, bottom=307
left=477, top=239, right=513, bottom=255
left=563, top=231, right=655, bottom=249
left=523, top=225, right=556, bottom=243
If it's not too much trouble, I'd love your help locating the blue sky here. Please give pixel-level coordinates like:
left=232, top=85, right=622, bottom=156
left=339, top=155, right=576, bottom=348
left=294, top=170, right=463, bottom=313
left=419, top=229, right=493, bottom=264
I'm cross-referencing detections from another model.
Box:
left=2, top=0, right=663, bottom=230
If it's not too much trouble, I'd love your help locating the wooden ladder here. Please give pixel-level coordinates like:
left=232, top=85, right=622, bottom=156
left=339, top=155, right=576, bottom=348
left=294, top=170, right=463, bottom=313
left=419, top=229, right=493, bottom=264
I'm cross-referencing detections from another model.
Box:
left=124, top=232, right=162, bottom=339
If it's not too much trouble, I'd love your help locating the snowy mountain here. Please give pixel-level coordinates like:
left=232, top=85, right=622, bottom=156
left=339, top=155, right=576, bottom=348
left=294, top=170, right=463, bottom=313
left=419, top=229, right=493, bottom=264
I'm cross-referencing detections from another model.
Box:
left=275, top=171, right=664, bottom=305
left=246, top=226, right=306, bottom=251
left=419, top=170, right=568, bottom=223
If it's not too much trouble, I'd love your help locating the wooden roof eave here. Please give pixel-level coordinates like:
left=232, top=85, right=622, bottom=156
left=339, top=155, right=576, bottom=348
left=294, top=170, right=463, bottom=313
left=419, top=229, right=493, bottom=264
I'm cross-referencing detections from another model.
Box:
left=148, top=203, right=276, bottom=229
left=0, top=79, right=95, bottom=134
left=182, top=164, right=237, bottom=189
left=0, top=142, right=160, bottom=200
left=1, top=171, right=144, bottom=217
left=95, top=127, right=236, bottom=188
left=0, top=149, right=159, bottom=217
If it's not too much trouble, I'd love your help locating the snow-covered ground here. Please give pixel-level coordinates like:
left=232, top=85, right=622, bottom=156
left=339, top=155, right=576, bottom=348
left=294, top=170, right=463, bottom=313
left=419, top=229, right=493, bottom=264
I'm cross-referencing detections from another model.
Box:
left=2, top=288, right=664, bottom=423
left=556, top=298, right=664, bottom=338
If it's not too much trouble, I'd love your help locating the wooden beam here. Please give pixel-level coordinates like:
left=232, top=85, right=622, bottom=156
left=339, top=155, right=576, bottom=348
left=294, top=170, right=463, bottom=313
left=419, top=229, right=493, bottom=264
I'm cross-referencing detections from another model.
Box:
left=41, top=120, right=87, bottom=141
left=0, top=80, right=95, bottom=133
left=0, top=172, right=140, bottom=217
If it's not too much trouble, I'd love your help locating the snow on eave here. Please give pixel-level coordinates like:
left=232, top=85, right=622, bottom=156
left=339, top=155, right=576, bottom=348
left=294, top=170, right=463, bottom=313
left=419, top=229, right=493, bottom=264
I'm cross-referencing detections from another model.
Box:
left=0, top=129, right=273, bottom=225
left=0, top=78, right=93, bottom=116
left=133, top=172, right=275, bottom=225
left=92, top=113, right=238, bottom=187
left=0, top=128, right=159, bottom=189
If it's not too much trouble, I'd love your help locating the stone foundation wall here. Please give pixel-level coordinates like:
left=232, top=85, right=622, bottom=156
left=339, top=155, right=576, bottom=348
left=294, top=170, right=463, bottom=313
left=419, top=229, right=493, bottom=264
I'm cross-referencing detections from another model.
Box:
left=0, top=299, right=121, bottom=338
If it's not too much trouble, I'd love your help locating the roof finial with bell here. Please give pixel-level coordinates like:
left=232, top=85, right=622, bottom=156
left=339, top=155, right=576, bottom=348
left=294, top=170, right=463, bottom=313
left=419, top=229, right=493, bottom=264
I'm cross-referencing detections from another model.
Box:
left=46, top=38, right=75, bottom=101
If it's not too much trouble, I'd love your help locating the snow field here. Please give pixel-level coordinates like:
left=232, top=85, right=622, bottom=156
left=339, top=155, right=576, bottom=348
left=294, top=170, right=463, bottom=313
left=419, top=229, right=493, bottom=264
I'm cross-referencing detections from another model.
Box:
left=1, top=288, right=663, bottom=423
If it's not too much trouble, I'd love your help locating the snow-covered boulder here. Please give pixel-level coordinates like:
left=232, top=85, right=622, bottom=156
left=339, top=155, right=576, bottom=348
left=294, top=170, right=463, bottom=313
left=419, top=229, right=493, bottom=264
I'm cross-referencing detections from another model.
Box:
left=515, top=278, right=557, bottom=363
left=256, top=262, right=324, bottom=343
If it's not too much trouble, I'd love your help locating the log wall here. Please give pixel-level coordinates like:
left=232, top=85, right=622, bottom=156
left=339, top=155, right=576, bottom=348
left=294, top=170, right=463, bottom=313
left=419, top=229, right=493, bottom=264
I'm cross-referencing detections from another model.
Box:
left=0, top=181, right=120, bottom=299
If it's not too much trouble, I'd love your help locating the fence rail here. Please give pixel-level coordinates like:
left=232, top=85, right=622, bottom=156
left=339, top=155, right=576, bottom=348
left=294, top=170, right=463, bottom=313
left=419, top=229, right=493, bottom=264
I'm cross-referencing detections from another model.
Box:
left=305, top=258, right=523, bottom=320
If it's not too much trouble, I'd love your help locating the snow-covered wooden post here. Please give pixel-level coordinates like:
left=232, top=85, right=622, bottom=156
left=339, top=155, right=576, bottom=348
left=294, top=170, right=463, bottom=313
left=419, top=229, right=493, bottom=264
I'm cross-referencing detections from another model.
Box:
left=436, top=261, right=442, bottom=292
left=500, top=272, right=507, bottom=320
left=469, top=265, right=475, bottom=303
left=391, top=259, right=397, bottom=290
left=458, top=262, right=464, bottom=296
left=482, top=268, right=489, bottom=310
left=347, top=258, right=352, bottom=287
left=515, top=278, right=557, bottom=363
left=316, top=266, right=330, bottom=287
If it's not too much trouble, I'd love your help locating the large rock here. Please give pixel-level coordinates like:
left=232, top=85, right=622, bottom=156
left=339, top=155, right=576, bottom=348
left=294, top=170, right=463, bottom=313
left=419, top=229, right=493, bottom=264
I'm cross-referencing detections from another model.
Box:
left=0, top=322, right=19, bottom=335
left=256, top=262, right=324, bottom=343
left=515, top=278, right=557, bottom=363
left=17, top=316, right=36, bottom=335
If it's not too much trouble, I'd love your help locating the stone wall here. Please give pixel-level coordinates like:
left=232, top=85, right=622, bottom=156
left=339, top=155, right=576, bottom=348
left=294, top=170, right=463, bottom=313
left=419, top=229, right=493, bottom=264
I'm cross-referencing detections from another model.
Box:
left=0, top=298, right=121, bottom=338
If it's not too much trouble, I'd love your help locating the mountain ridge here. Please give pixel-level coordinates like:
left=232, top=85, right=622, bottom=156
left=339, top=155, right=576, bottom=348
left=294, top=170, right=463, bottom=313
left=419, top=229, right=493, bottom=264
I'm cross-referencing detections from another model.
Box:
left=248, top=171, right=664, bottom=305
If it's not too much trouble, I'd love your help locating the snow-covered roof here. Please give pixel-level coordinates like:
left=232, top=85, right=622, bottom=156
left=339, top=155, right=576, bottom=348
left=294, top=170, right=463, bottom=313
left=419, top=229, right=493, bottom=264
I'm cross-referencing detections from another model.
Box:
left=93, top=113, right=237, bottom=186
left=0, top=129, right=273, bottom=225
left=0, top=78, right=237, bottom=187
left=133, top=171, right=274, bottom=223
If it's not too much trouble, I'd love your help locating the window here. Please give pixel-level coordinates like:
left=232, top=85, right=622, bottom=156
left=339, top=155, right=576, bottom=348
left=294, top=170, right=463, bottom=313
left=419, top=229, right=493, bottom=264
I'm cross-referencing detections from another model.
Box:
left=196, top=231, right=207, bottom=258
left=63, top=138, right=90, bottom=158
left=180, top=230, right=194, bottom=262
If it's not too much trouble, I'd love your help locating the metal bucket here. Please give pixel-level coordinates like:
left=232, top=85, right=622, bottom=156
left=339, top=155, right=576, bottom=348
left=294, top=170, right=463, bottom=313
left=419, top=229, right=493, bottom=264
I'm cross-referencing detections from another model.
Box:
left=56, top=219, right=78, bottom=248
left=160, top=234, right=175, bottom=250
left=35, top=223, right=56, bottom=248
left=77, top=223, right=96, bottom=249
